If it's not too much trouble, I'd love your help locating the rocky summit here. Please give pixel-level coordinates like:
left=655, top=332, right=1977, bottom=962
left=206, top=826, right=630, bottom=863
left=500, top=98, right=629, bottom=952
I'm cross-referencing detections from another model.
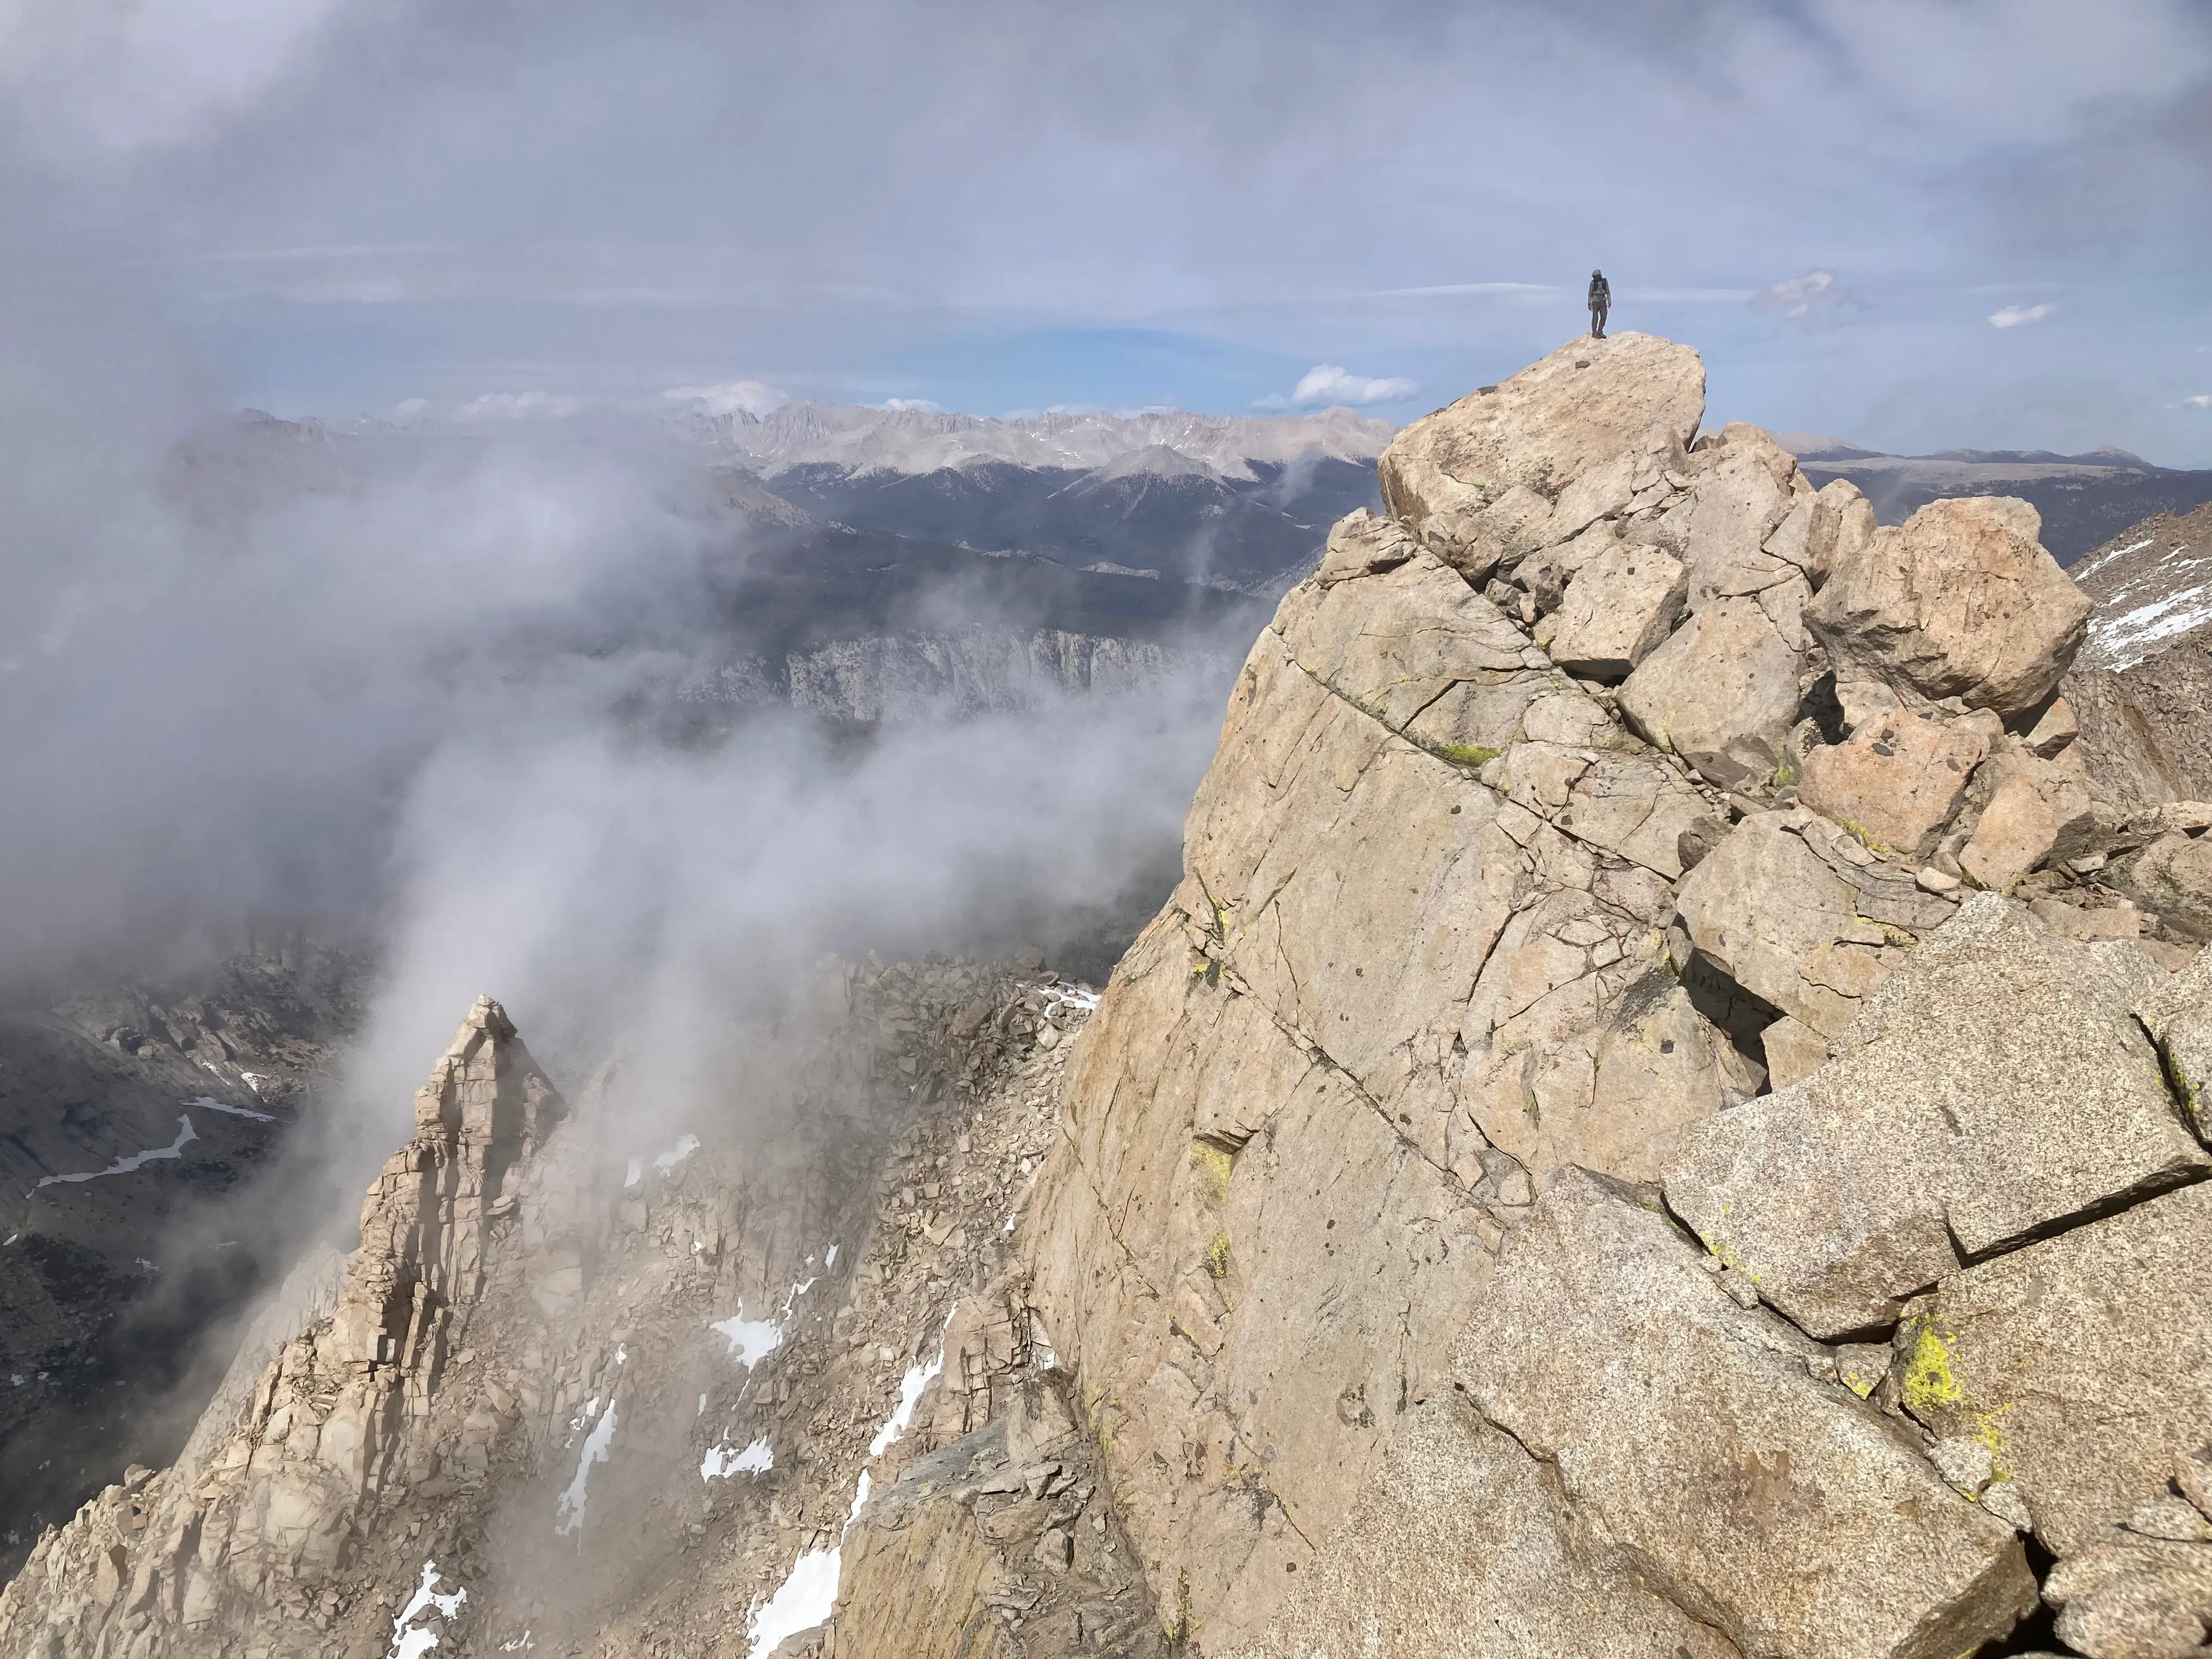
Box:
left=8, top=333, right=2212, bottom=1659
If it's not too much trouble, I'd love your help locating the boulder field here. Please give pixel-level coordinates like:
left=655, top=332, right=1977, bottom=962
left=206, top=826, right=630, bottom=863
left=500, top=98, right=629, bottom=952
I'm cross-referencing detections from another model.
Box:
left=5, top=334, right=2210, bottom=1659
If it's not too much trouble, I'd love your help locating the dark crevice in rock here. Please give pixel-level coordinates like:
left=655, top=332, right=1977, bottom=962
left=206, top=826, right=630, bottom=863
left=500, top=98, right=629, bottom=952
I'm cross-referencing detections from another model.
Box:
left=1675, top=949, right=1780, bottom=1077
left=1980, top=1533, right=2061, bottom=1656
left=1959, top=1162, right=2210, bottom=1268
left=1800, top=669, right=1849, bottom=747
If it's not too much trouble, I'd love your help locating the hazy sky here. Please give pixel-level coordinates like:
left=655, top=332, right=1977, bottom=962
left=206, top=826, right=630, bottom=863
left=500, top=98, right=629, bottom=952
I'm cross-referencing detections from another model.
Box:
left=5, top=0, right=2211, bottom=459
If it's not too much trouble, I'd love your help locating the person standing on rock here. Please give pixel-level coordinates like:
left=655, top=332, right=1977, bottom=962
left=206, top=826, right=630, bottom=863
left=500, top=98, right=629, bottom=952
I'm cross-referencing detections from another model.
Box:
left=1588, top=270, right=1612, bottom=338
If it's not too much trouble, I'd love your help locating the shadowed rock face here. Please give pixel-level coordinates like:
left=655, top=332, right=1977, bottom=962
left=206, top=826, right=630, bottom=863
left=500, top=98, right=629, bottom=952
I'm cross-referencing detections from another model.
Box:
left=9, top=332, right=2211, bottom=1659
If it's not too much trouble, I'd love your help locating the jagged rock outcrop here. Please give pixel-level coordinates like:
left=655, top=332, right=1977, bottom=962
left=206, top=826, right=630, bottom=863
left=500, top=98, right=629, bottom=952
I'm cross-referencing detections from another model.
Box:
left=1674, top=806, right=1957, bottom=1040
left=0, top=953, right=1153, bottom=1659
left=1805, top=495, right=2091, bottom=718
left=0, top=997, right=564, bottom=1651
left=1378, top=332, right=1704, bottom=583
left=1018, top=333, right=2212, bottom=1659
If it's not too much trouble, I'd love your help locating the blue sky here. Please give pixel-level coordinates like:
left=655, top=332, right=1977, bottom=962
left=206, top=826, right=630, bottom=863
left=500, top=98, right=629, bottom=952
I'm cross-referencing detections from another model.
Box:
left=6, top=0, right=2212, bottom=461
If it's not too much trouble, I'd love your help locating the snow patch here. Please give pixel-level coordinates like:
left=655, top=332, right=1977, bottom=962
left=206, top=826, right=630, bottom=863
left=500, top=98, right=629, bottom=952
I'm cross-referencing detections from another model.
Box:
left=36, top=1115, right=198, bottom=1188
left=710, top=1268, right=823, bottom=1372
left=710, top=1315, right=784, bottom=1370
left=1026, top=979, right=1101, bottom=1013
left=389, top=1561, right=467, bottom=1659
left=825, top=1244, right=839, bottom=1268
left=624, top=1158, right=642, bottom=1188
left=747, top=1547, right=842, bottom=1659
left=555, top=1402, right=619, bottom=1535
left=702, top=1437, right=774, bottom=1480
left=746, top=1306, right=959, bottom=1655
left=870, top=1308, right=955, bottom=1457
left=653, top=1134, right=701, bottom=1173
left=2076, top=535, right=2157, bottom=578
left=2090, top=582, right=2212, bottom=669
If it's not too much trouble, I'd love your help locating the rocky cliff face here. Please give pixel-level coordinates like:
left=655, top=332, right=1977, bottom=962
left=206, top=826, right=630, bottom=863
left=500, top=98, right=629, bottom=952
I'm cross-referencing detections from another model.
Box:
left=669, top=627, right=1231, bottom=726
left=0, top=955, right=1143, bottom=1659
left=9, top=334, right=2211, bottom=1659
left=1018, top=335, right=2212, bottom=1659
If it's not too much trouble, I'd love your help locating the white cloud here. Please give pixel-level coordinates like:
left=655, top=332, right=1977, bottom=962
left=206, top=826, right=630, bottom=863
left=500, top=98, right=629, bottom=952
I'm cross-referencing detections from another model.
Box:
left=1749, top=268, right=1851, bottom=328
left=454, top=391, right=587, bottom=422
left=0, top=0, right=353, bottom=153
left=660, top=381, right=789, bottom=418
left=1989, top=302, right=2058, bottom=329
left=882, top=397, right=941, bottom=413
left=2188, top=395, right=2212, bottom=409
left=1255, top=365, right=1417, bottom=411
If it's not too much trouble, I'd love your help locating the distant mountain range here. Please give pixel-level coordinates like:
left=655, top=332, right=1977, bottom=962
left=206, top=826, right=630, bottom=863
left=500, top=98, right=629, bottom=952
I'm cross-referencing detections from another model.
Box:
left=692, top=400, right=1393, bottom=478
left=694, top=401, right=1391, bottom=595
left=167, top=403, right=1394, bottom=725
left=1772, top=433, right=2212, bottom=564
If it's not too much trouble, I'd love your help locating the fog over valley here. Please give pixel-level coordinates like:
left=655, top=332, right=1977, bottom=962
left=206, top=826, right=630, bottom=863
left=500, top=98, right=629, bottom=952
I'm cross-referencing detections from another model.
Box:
left=5, top=6, right=2212, bottom=1657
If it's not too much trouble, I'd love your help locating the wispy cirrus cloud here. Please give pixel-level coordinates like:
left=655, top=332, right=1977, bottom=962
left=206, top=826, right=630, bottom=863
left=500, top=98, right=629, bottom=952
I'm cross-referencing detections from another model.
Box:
left=1253, top=364, right=1416, bottom=412
left=1990, top=302, right=2058, bottom=328
left=1360, top=282, right=1562, bottom=301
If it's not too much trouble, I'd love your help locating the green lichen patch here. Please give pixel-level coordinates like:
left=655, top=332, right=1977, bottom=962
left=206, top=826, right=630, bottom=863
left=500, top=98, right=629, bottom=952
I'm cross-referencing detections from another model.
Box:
left=1974, top=1403, right=2016, bottom=1480
left=1191, top=1140, right=1235, bottom=1205
left=1430, top=741, right=1502, bottom=769
left=2155, top=1039, right=2205, bottom=1137
left=1900, top=1320, right=1964, bottom=1415
left=1836, top=818, right=1895, bottom=857
left=1205, top=1232, right=1233, bottom=1281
